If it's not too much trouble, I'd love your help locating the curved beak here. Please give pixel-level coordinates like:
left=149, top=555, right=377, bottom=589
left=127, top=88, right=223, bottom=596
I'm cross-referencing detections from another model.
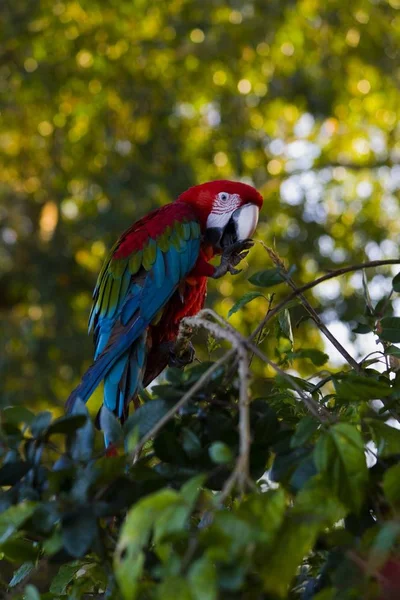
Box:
left=220, top=204, right=259, bottom=249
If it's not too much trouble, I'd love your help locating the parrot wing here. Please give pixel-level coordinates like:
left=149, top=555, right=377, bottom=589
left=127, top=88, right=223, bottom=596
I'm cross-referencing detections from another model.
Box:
left=66, top=202, right=201, bottom=418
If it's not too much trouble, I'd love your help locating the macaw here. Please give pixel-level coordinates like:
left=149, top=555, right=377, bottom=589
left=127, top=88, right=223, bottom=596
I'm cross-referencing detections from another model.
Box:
left=66, top=180, right=263, bottom=428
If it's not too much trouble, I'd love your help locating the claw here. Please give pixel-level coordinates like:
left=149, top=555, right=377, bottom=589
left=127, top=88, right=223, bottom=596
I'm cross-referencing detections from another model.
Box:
left=169, top=341, right=195, bottom=368
left=223, top=238, right=254, bottom=255
left=229, top=251, right=249, bottom=268
left=228, top=265, right=241, bottom=275
left=212, top=238, right=254, bottom=279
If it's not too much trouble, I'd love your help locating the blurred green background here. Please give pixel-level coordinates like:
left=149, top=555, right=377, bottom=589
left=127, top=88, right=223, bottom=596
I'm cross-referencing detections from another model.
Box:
left=1, top=0, right=399, bottom=412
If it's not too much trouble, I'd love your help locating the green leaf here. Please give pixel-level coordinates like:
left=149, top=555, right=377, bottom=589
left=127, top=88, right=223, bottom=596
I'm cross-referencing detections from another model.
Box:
left=9, top=561, right=35, bottom=587
left=249, top=267, right=285, bottom=288
left=62, top=507, right=97, bottom=557
left=278, top=308, right=293, bottom=343
left=46, top=414, right=87, bottom=437
left=383, top=463, right=400, bottom=508
left=43, top=530, right=63, bottom=556
left=69, top=399, right=94, bottom=462
left=0, top=461, right=31, bottom=486
left=115, top=489, right=181, bottom=600
left=182, top=428, right=202, bottom=458
left=124, top=399, right=170, bottom=440
left=0, top=502, right=37, bottom=545
left=205, top=512, right=256, bottom=561
left=386, top=345, right=400, bottom=358
left=290, top=416, right=320, bottom=448
left=207, top=333, right=221, bottom=355
left=287, top=348, right=329, bottom=367
left=352, top=323, right=372, bottom=334
left=261, top=517, right=319, bottom=596
left=29, top=411, right=52, bottom=438
left=275, top=373, right=315, bottom=392
left=180, top=475, right=206, bottom=506
left=334, top=373, right=392, bottom=400
left=49, top=562, right=82, bottom=595
left=380, top=317, right=400, bottom=342
left=367, top=420, right=400, bottom=457
left=153, top=504, right=189, bottom=548
left=227, top=291, right=264, bottom=317
left=314, top=423, right=368, bottom=512
left=156, top=576, right=193, bottom=600
left=238, top=489, right=286, bottom=546
left=392, top=272, right=400, bottom=292
left=209, top=442, right=233, bottom=465
left=189, top=556, right=217, bottom=600
left=261, top=480, right=344, bottom=597
left=99, top=405, right=123, bottom=445
left=23, top=585, right=41, bottom=600
left=1, top=538, right=39, bottom=562
left=249, top=265, right=295, bottom=288
left=3, top=406, right=35, bottom=426
left=154, top=477, right=203, bottom=546
left=294, top=477, right=346, bottom=527
left=368, top=521, right=400, bottom=570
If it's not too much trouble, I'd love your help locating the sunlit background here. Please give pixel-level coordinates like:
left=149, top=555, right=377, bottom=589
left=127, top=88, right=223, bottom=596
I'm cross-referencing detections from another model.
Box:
left=1, top=0, right=400, bottom=412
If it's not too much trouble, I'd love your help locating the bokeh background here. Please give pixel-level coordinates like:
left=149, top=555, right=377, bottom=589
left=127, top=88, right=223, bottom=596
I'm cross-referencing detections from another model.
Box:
left=1, top=0, right=400, bottom=413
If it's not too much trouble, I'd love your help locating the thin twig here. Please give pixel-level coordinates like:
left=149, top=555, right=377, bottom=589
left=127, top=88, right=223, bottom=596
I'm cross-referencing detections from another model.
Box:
left=182, top=311, right=255, bottom=498
left=309, top=374, right=335, bottom=395
left=282, top=272, right=361, bottom=372
left=244, top=340, right=331, bottom=422
left=199, top=310, right=331, bottom=423
left=266, top=247, right=360, bottom=369
left=249, top=292, right=274, bottom=368
left=251, top=259, right=400, bottom=344
left=131, top=349, right=235, bottom=457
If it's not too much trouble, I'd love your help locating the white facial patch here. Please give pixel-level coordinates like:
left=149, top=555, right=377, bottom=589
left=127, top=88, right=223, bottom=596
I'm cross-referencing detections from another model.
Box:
left=206, top=211, right=232, bottom=230
left=206, top=192, right=241, bottom=230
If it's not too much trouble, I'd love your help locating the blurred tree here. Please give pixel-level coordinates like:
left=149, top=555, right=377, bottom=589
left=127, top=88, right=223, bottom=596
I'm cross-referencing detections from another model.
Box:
left=2, top=3, right=400, bottom=598
left=0, top=0, right=399, bottom=410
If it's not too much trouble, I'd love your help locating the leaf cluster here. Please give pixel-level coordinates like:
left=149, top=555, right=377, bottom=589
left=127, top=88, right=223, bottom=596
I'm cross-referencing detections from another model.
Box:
left=2, top=268, right=400, bottom=599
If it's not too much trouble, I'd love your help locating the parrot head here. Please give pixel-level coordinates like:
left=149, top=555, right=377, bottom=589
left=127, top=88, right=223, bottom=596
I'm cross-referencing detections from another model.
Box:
left=178, top=180, right=263, bottom=250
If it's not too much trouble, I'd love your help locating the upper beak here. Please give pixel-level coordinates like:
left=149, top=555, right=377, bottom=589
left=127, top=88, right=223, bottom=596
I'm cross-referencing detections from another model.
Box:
left=220, top=204, right=259, bottom=249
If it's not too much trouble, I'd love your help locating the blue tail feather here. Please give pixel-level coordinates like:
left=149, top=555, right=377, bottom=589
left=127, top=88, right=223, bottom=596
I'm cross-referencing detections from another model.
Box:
left=66, top=314, right=147, bottom=412
left=117, top=332, right=147, bottom=419
left=104, top=355, right=127, bottom=413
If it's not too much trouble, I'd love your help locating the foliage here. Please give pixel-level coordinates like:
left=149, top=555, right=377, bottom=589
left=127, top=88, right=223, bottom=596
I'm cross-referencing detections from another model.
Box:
left=2, top=0, right=400, bottom=598
left=2, top=263, right=400, bottom=599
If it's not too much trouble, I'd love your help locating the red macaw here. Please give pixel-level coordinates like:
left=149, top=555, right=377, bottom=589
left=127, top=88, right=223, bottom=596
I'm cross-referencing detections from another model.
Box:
left=66, top=180, right=263, bottom=429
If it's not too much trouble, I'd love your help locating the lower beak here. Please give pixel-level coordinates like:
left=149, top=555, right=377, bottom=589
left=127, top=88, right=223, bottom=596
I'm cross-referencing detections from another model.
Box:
left=220, top=204, right=259, bottom=249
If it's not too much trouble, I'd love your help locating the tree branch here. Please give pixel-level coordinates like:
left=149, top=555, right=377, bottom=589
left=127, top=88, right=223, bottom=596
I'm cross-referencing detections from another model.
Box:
left=265, top=247, right=361, bottom=372
left=131, top=349, right=235, bottom=457
left=181, top=311, right=255, bottom=498
left=130, top=258, right=400, bottom=495
left=251, top=258, right=400, bottom=348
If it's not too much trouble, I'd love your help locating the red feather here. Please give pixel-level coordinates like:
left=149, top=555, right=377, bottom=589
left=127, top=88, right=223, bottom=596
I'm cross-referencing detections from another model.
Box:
left=178, top=180, right=263, bottom=227
left=114, top=202, right=197, bottom=259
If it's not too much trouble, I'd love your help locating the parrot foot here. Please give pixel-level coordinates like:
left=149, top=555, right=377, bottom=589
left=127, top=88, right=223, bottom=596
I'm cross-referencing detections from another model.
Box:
left=167, top=340, right=195, bottom=368
left=212, top=239, right=254, bottom=279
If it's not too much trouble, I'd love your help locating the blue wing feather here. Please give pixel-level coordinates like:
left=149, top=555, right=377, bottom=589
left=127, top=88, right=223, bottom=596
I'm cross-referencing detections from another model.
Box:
left=104, top=355, right=126, bottom=412
left=150, top=247, right=166, bottom=288
left=120, top=285, right=142, bottom=326
left=66, top=212, right=201, bottom=421
left=164, top=246, right=181, bottom=283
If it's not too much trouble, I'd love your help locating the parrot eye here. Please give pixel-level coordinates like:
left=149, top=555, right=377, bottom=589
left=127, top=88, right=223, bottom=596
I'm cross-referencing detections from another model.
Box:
left=218, top=192, right=229, bottom=201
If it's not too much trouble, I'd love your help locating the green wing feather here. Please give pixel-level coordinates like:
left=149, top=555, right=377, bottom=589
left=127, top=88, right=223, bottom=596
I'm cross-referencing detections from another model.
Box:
left=88, top=215, right=200, bottom=333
